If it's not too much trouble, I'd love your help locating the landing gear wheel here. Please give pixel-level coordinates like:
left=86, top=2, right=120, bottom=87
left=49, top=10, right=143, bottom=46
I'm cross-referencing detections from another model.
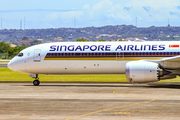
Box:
left=33, top=80, right=40, bottom=86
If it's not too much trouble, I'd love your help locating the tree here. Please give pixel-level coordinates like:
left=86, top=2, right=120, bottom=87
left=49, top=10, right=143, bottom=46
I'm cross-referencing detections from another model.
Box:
left=76, top=38, right=89, bottom=42
left=7, top=46, right=27, bottom=58
left=0, top=42, right=10, bottom=53
left=30, top=40, right=42, bottom=45
left=22, top=36, right=29, bottom=40
left=98, top=39, right=106, bottom=42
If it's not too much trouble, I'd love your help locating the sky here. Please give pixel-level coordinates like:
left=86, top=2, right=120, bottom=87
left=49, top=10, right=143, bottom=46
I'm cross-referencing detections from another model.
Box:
left=0, top=0, right=180, bottom=29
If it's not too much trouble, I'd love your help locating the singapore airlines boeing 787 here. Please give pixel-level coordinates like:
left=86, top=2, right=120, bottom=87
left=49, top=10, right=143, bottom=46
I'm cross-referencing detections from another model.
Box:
left=8, top=41, right=180, bottom=86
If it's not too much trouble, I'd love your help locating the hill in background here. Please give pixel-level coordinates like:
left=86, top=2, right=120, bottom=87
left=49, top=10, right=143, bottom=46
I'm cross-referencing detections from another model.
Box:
left=0, top=25, right=180, bottom=43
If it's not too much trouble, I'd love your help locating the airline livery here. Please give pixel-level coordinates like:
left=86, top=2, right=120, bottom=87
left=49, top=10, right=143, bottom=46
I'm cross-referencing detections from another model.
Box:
left=8, top=41, right=180, bottom=86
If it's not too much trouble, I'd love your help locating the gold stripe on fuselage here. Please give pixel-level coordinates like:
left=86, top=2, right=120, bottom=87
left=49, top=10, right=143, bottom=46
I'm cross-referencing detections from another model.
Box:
left=44, top=57, right=167, bottom=61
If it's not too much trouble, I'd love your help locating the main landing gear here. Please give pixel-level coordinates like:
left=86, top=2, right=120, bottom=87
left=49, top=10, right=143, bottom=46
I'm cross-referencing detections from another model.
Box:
left=29, top=74, right=40, bottom=86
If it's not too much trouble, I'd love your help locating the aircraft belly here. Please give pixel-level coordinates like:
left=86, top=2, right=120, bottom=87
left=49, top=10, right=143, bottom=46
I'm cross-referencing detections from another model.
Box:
left=26, top=60, right=127, bottom=74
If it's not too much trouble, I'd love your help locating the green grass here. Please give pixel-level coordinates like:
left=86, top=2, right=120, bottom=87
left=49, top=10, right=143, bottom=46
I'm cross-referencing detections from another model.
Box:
left=1, top=68, right=180, bottom=82
left=0, top=61, right=9, bottom=63
left=159, top=77, right=180, bottom=82
left=0, top=68, right=127, bottom=82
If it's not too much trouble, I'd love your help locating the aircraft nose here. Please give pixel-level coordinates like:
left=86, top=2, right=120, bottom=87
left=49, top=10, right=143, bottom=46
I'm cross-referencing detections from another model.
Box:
left=8, top=61, right=13, bottom=70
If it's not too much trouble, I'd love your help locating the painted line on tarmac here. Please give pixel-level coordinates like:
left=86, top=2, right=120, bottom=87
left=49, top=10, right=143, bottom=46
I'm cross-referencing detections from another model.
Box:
left=65, top=97, right=161, bottom=120
left=113, top=89, right=136, bottom=96
left=110, top=109, right=159, bottom=115
left=17, top=85, right=41, bottom=89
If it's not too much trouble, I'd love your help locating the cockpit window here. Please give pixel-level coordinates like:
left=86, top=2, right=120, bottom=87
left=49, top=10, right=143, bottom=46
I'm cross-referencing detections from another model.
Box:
left=17, top=53, right=23, bottom=57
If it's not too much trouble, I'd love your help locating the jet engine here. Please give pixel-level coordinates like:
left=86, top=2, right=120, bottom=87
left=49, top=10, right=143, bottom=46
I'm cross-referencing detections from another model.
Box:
left=125, top=61, right=164, bottom=83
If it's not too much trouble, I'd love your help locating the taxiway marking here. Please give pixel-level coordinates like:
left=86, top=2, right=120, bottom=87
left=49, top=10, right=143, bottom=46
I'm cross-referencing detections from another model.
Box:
left=113, top=89, right=136, bottom=96
left=66, top=97, right=161, bottom=120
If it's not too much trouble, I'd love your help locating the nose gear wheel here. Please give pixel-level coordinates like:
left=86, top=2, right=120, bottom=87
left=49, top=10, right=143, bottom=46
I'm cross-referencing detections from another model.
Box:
left=33, top=78, right=40, bottom=86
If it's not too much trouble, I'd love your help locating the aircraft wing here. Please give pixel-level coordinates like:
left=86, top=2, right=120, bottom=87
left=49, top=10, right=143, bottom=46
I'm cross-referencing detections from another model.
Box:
left=156, top=56, right=180, bottom=62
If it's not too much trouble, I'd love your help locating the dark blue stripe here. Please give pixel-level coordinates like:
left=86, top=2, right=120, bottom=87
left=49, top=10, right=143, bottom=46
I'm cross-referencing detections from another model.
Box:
left=45, top=52, right=180, bottom=58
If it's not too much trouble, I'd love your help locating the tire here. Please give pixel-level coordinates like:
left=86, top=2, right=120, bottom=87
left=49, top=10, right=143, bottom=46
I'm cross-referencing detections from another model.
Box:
left=33, top=80, right=40, bottom=86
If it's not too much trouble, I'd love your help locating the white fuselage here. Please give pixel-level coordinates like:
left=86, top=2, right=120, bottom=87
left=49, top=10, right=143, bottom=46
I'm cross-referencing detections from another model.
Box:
left=8, top=41, right=180, bottom=76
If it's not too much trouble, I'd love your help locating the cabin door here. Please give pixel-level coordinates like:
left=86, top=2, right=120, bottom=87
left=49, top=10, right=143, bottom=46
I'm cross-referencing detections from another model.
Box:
left=34, top=49, right=41, bottom=62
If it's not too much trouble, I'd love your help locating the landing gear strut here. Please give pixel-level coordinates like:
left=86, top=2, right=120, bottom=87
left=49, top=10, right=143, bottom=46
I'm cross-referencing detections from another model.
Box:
left=29, top=74, right=40, bottom=86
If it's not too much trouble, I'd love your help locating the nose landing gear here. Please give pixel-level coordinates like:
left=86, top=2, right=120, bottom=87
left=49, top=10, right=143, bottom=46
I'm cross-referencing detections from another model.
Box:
left=29, top=74, right=40, bottom=86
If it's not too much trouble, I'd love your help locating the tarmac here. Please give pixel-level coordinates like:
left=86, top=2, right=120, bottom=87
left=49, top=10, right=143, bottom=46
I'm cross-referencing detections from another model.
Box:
left=0, top=59, right=9, bottom=68
left=0, top=63, right=8, bottom=68
left=0, top=82, right=180, bottom=120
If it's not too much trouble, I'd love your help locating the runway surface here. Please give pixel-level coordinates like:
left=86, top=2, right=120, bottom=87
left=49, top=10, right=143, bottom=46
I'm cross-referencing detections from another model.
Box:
left=0, top=63, right=8, bottom=68
left=0, top=82, right=180, bottom=120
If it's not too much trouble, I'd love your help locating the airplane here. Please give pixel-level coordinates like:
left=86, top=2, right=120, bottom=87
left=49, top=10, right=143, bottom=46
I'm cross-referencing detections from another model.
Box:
left=7, top=41, right=180, bottom=86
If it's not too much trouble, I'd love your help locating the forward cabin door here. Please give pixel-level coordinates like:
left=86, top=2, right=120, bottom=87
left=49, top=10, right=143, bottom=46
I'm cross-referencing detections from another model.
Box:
left=34, top=49, right=41, bottom=62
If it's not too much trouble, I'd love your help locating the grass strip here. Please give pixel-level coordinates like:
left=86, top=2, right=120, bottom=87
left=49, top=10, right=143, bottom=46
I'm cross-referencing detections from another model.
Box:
left=0, top=68, right=127, bottom=82
left=0, top=68, right=180, bottom=82
left=0, top=61, right=9, bottom=63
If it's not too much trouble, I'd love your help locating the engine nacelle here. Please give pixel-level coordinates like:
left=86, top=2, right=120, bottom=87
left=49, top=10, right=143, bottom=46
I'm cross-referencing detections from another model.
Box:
left=126, top=61, right=163, bottom=83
